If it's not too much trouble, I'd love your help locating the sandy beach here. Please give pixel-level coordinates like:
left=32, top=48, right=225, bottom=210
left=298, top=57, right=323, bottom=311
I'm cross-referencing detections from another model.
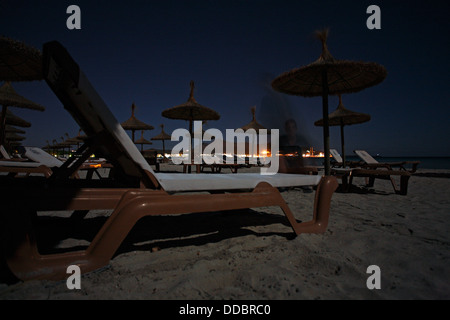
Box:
left=1, top=165, right=449, bottom=300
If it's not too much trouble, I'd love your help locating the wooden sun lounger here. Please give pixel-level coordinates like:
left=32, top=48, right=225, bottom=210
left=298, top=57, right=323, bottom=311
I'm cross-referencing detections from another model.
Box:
left=0, top=147, right=63, bottom=178
left=329, top=148, right=361, bottom=168
left=331, top=167, right=411, bottom=195
left=328, top=149, right=413, bottom=195
left=354, top=149, right=420, bottom=173
left=0, top=146, right=108, bottom=179
left=0, top=41, right=338, bottom=281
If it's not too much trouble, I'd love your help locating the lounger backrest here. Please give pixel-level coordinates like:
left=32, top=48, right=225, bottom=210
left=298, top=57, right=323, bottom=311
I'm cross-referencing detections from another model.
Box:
left=24, top=147, right=63, bottom=167
left=330, top=149, right=342, bottom=163
left=42, top=41, right=158, bottom=187
left=354, top=150, right=378, bottom=164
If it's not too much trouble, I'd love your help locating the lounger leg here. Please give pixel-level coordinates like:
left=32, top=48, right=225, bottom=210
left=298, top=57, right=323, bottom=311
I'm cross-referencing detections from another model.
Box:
left=396, top=175, right=410, bottom=195
left=279, top=176, right=338, bottom=235
left=367, top=176, right=375, bottom=187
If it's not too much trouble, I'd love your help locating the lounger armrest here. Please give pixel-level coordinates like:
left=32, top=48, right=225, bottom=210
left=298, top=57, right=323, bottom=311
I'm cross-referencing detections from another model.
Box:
left=360, top=163, right=392, bottom=170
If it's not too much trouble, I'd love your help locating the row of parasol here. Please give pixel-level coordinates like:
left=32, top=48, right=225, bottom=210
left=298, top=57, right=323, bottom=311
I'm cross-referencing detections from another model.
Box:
left=1, top=29, right=386, bottom=176
left=0, top=81, right=45, bottom=149
left=120, top=102, right=172, bottom=154
left=0, top=36, right=45, bottom=151
left=156, top=29, right=385, bottom=175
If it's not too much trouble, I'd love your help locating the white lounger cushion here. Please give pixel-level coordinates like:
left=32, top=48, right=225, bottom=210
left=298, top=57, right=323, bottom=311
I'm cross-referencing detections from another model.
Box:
left=24, top=147, right=63, bottom=167
left=155, top=172, right=321, bottom=192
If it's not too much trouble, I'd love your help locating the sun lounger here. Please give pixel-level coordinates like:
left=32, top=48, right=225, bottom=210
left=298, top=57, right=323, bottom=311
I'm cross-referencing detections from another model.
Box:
left=326, top=149, right=413, bottom=194
left=0, top=146, right=102, bottom=178
left=1, top=41, right=338, bottom=281
left=354, top=149, right=420, bottom=173
left=23, top=146, right=64, bottom=167
left=331, top=166, right=411, bottom=195
left=329, top=148, right=361, bottom=168
left=0, top=146, right=63, bottom=177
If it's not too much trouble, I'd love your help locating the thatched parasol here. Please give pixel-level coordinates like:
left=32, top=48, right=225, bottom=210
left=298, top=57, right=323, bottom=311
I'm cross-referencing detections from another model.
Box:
left=1, top=109, right=31, bottom=127
left=121, top=102, right=154, bottom=142
left=0, top=81, right=45, bottom=146
left=314, top=94, right=371, bottom=165
left=240, top=106, right=270, bottom=134
left=239, top=106, right=270, bottom=158
left=271, top=29, right=387, bottom=175
left=5, top=125, right=25, bottom=134
left=42, top=140, right=53, bottom=153
left=49, top=139, right=62, bottom=154
left=151, top=124, right=171, bottom=159
left=5, top=132, right=25, bottom=142
left=66, top=129, right=87, bottom=148
left=57, top=136, right=73, bottom=155
left=134, top=130, right=153, bottom=152
left=162, top=80, right=220, bottom=164
left=0, top=81, right=45, bottom=111
left=0, top=36, right=43, bottom=82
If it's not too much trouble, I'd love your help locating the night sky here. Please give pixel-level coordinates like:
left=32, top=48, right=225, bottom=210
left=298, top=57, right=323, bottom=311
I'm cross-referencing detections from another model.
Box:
left=2, top=0, right=449, bottom=157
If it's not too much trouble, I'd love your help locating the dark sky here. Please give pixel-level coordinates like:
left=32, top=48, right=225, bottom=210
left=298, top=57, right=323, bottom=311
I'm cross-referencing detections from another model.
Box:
left=2, top=0, right=449, bottom=157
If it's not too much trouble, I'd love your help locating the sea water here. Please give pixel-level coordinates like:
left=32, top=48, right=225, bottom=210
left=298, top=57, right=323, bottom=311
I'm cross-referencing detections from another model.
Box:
left=303, top=156, right=450, bottom=170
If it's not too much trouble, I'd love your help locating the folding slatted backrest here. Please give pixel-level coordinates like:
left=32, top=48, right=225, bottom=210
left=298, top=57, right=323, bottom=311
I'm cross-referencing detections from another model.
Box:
left=354, top=150, right=378, bottom=164
left=330, top=149, right=342, bottom=163
left=43, top=41, right=159, bottom=188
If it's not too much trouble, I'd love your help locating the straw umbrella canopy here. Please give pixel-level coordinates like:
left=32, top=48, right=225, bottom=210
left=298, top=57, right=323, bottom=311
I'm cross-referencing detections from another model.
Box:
left=1, top=109, right=31, bottom=127
left=151, top=124, right=171, bottom=159
left=4, top=132, right=25, bottom=149
left=0, top=36, right=43, bottom=82
left=240, top=106, right=270, bottom=134
left=5, top=132, right=25, bottom=142
left=42, top=140, right=53, bottom=153
left=50, top=139, right=62, bottom=155
left=239, top=106, right=270, bottom=159
left=65, top=130, right=85, bottom=148
left=314, top=95, right=371, bottom=165
left=5, top=125, right=25, bottom=134
left=0, top=81, right=45, bottom=146
left=271, top=29, right=387, bottom=175
left=57, top=136, right=73, bottom=155
left=121, top=102, right=154, bottom=142
left=162, top=80, right=220, bottom=164
left=134, top=130, right=153, bottom=152
left=0, top=81, right=45, bottom=111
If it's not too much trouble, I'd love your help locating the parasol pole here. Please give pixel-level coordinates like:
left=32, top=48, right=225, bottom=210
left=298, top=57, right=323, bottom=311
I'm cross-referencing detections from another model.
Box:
left=321, top=69, right=331, bottom=176
left=338, top=94, right=346, bottom=167
left=189, top=119, right=193, bottom=164
left=0, top=105, right=7, bottom=147
left=189, top=83, right=195, bottom=166
left=340, top=122, right=346, bottom=167
left=131, top=104, right=136, bottom=142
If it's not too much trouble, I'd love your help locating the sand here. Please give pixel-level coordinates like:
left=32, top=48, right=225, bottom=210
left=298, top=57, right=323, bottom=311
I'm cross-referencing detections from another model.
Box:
left=1, top=165, right=449, bottom=300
